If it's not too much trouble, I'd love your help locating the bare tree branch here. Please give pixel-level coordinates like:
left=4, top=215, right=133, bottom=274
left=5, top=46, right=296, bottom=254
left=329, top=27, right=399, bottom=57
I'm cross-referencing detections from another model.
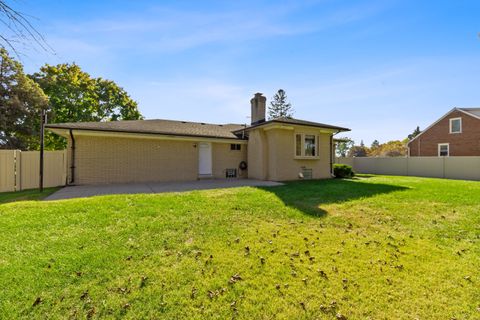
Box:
left=0, top=1, right=54, bottom=58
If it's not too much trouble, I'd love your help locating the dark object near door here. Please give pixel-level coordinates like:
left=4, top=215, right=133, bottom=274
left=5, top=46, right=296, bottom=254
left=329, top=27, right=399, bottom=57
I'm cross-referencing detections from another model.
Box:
left=226, top=168, right=237, bottom=178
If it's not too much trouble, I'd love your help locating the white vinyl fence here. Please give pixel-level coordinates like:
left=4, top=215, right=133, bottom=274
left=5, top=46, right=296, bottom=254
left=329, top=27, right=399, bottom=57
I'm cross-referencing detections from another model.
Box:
left=0, top=150, right=67, bottom=192
left=336, top=157, right=480, bottom=181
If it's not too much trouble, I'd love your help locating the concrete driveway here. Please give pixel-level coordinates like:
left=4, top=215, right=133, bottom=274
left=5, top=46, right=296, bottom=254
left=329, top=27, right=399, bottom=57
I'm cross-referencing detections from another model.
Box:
left=45, top=179, right=283, bottom=200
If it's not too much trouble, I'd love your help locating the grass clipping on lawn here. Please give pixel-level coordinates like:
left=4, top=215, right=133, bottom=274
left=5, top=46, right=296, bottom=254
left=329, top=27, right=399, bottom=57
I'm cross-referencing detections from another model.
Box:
left=0, top=175, right=479, bottom=319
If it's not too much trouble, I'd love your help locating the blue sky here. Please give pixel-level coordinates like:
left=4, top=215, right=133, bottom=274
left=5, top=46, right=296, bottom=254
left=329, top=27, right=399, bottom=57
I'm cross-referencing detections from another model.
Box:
left=13, top=0, right=480, bottom=145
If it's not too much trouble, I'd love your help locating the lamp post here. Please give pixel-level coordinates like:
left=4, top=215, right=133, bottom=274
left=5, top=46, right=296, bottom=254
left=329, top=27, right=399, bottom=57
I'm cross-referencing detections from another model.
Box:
left=39, top=109, right=46, bottom=192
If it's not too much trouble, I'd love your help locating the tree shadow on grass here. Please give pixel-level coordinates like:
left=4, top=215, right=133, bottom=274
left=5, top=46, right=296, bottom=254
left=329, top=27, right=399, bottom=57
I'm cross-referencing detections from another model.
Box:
left=258, top=178, right=409, bottom=218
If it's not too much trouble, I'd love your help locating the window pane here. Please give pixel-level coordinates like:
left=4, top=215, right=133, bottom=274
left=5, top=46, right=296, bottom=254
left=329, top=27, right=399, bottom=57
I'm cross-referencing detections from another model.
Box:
left=295, top=134, right=302, bottom=156
left=439, top=145, right=448, bottom=156
left=451, top=119, right=461, bottom=132
left=304, top=135, right=316, bottom=156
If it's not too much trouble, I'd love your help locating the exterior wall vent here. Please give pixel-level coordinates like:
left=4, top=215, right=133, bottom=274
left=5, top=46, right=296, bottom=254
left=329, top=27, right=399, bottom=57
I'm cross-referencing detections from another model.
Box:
left=301, top=167, right=313, bottom=180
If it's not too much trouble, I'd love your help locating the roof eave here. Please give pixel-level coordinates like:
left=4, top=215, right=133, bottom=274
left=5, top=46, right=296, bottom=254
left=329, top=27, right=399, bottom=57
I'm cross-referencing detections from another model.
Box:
left=45, top=125, right=246, bottom=141
left=233, top=120, right=350, bottom=134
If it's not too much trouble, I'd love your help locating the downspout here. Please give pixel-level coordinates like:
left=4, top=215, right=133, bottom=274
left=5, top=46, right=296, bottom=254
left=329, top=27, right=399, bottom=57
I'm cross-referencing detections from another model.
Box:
left=69, top=129, right=76, bottom=185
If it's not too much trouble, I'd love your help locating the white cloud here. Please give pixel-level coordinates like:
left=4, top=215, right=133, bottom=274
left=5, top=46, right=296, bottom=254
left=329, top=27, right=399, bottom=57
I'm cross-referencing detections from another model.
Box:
left=43, top=1, right=392, bottom=54
left=129, top=78, right=252, bottom=124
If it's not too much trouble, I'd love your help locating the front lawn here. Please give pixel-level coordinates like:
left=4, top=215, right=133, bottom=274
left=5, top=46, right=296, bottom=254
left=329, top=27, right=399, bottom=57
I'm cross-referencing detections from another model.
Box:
left=0, top=176, right=478, bottom=319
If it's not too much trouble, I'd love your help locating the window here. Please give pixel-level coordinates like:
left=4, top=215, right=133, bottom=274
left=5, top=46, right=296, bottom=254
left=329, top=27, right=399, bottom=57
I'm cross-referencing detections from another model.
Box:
left=304, top=135, right=316, bottom=156
left=230, top=144, right=241, bottom=151
left=295, top=134, right=302, bottom=156
left=438, top=143, right=449, bottom=157
left=449, top=118, right=462, bottom=133
left=295, top=133, right=318, bottom=158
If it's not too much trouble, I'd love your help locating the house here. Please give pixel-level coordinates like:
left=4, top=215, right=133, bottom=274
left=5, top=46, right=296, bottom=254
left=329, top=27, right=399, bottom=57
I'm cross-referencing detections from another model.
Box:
left=407, top=107, right=480, bottom=157
left=46, top=93, right=350, bottom=185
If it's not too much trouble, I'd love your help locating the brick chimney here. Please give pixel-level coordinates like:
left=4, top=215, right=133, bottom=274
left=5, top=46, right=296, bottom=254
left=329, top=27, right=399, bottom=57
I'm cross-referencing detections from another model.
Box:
left=250, top=93, right=266, bottom=125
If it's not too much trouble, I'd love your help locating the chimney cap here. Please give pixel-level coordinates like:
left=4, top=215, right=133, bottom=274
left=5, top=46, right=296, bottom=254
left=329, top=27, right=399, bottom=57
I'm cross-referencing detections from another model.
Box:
left=254, top=92, right=264, bottom=97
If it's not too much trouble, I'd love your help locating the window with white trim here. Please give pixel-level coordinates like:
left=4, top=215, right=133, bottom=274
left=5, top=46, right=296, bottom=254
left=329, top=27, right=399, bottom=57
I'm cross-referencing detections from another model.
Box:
left=438, top=143, right=449, bottom=157
left=295, top=133, right=319, bottom=158
left=449, top=118, right=462, bottom=133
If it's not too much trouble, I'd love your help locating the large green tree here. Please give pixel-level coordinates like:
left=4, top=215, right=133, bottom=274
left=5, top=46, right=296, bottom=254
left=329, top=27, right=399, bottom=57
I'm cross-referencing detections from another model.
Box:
left=0, top=48, right=48, bottom=150
left=368, top=140, right=408, bottom=157
left=348, top=145, right=368, bottom=157
left=30, top=63, right=142, bottom=149
left=371, top=139, right=380, bottom=150
left=268, top=89, right=294, bottom=119
left=335, top=137, right=354, bottom=157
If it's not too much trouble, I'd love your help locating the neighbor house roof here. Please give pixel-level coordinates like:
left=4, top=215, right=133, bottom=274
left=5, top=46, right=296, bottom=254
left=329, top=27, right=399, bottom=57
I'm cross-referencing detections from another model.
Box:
left=46, top=119, right=247, bottom=140
left=234, top=117, right=350, bottom=133
left=458, top=107, right=480, bottom=118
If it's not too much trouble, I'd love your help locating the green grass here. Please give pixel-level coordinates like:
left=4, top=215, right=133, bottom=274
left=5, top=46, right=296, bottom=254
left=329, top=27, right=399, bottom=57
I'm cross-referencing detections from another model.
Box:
left=0, top=176, right=479, bottom=319
left=0, top=188, right=58, bottom=204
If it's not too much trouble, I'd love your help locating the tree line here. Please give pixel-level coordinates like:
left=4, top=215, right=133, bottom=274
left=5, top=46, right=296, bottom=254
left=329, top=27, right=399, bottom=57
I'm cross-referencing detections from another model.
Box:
left=336, top=126, right=421, bottom=158
left=0, top=48, right=142, bottom=150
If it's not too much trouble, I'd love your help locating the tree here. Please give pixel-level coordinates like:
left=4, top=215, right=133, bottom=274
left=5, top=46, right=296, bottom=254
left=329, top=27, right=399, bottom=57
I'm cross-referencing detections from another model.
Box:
left=408, top=126, right=421, bottom=140
left=371, top=139, right=380, bottom=150
left=368, top=140, right=407, bottom=157
left=0, top=48, right=48, bottom=149
left=335, top=137, right=354, bottom=157
left=30, top=63, right=142, bottom=149
left=0, top=1, right=52, bottom=56
left=268, top=89, right=294, bottom=119
left=348, top=145, right=368, bottom=157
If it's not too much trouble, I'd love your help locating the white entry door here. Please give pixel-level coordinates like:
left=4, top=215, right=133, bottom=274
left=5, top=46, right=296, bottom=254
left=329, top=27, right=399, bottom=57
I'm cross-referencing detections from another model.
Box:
left=198, top=142, right=212, bottom=176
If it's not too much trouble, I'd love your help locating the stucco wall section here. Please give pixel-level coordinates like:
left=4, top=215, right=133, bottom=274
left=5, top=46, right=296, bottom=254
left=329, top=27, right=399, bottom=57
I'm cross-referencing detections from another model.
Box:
left=409, top=110, right=480, bottom=156
left=247, top=130, right=268, bottom=180
left=265, top=128, right=331, bottom=181
left=247, top=126, right=332, bottom=181
left=212, top=143, right=248, bottom=179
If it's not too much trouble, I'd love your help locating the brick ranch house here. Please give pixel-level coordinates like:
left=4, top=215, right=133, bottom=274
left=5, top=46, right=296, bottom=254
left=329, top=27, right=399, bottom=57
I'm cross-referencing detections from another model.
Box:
left=46, top=93, right=350, bottom=185
left=407, top=107, right=480, bottom=157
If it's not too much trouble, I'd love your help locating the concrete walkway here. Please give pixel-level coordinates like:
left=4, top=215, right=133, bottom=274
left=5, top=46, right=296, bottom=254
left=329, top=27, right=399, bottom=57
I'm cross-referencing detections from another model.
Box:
left=45, top=179, right=283, bottom=201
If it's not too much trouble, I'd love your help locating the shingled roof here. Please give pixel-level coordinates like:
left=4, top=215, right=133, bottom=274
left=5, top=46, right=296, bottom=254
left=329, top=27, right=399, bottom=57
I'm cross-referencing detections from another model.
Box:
left=46, top=116, right=350, bottom=140
left=235, top=117, right=350, bottom=132
left=46, top=119, right=247, bottom=140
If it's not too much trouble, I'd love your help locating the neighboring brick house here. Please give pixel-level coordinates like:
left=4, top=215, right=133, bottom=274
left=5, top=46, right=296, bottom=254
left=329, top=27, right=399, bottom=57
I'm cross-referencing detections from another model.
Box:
left=407, top=108, right=480, bottom=157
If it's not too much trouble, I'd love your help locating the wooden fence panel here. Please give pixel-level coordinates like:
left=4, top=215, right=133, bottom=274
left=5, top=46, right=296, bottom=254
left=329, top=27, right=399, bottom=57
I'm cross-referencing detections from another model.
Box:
left=20, top=151, right=67, bottom=190
left=45, top=151, right=67, bottom=188
left=0, top=150, right=66, bottom=193
left=19, top=151, right=39, bottom=190
left=0, top=150, right=16, bottom=192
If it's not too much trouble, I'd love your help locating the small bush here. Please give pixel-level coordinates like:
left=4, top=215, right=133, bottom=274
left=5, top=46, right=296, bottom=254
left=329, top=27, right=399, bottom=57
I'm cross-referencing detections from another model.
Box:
left=334, top=164, right=355, bottom=178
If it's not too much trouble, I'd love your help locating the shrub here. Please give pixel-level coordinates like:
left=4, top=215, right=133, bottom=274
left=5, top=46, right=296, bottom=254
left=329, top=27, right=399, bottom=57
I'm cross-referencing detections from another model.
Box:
left=333, top=164, right=355, bottom=178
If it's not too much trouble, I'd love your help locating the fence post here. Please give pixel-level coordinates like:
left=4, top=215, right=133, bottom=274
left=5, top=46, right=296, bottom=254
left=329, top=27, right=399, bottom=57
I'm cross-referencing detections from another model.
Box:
left=406, top=157, right=409, bottom=177
left=14, top=150, right=21, bottom=191
left=442, top=156, right=446, bottom=179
